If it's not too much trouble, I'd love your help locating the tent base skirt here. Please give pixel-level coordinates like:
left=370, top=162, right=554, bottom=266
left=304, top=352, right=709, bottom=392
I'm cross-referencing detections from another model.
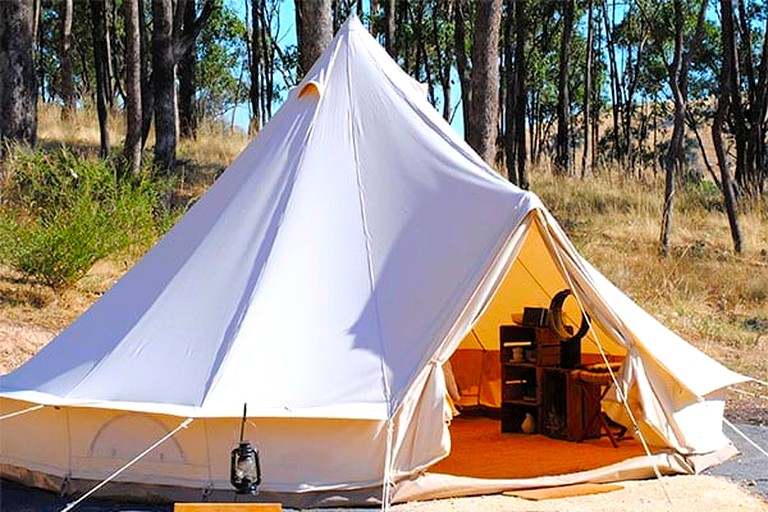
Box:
left=2, top=440, right=737, bottom=509
left=394, top=453, right=690, bottom=503
left=0, top=464, right=385, bottom=509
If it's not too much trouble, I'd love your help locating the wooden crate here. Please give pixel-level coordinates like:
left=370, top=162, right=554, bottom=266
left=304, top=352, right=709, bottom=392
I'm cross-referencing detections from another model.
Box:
left=537, top=346, right=561, bottom=367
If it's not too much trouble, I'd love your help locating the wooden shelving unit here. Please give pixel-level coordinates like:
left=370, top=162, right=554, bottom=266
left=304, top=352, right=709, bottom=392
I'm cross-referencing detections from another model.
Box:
left=499, top=326, right=560, bottom=434
left=499, top=324, right=603, bottom=440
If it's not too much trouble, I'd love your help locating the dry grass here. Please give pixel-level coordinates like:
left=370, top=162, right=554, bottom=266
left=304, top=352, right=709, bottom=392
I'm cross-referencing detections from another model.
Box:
left=37, top=103, right=248, bottom=172
left=38, top=103, right=127, bottom=150
left=532, top=169, right=768, bottom=389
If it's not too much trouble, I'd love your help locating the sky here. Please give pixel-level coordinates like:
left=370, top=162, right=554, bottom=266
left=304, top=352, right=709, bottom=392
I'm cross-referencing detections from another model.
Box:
left=226, top=0, right=466, bottom=136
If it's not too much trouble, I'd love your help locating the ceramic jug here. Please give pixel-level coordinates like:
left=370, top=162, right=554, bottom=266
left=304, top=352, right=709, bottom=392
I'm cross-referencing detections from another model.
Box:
left=521, top=412, right=536, bottom=434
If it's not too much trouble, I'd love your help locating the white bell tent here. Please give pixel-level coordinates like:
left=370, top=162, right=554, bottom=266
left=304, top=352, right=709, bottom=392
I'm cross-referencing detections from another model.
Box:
left=0, top=16, right=748, bottom=508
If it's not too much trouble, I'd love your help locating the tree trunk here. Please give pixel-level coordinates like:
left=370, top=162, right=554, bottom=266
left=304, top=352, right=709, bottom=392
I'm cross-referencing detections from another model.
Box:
left=659, top=0, right=709, bottom=255
left=602, top=0, right=622, bottom=163
left=467, top=0, right=502, bottom=166
left=713, top=95, right=743, bottom=253
left=140, top=0, right=153, bottom=145
left=124, top=0, right=143, bottom=176
left=0, top=0, right=38, bottom=150
left=513, top=0, right=528, bottom=188
left=720, top=0, right=748, bottom=189
left=555, top=0, right=574, bottom=175
left=178, top=0, right=197, bottom=139
left=581, top=0, right=593, bottom=178
left=731, top=0, right=768, bottom=194
left=249, top=0, right=262, bottom=134
left=504, top=1, right=515, bottom=184
left=385, top=0, right=395, bottom=56
left=60, top=0, right=75, bottom=118
left=110, top=0, right=125, bottom=103
left=152, top=0, right=176, bottom=172
left=31, top=0, right=39, bottom=50
left=751, top=16, right=768, bottom=194
left=295, top=0, right=333, bottom=79
left=91, top=0, right=111, bottom=158
left=331, top=0, right=341, bottom=33
left=370, top=0, right=380, bottom=39
left=258, top=4, right=273, bottom=118
left=659, top=0, right=685, bottom=257
left=104, top=0, right=115, bottom=108
left=454, top=0, right=471, bottom=136
left=397, top=0, right=410, bottom=72
left=432, top=2, right=452, bottom=121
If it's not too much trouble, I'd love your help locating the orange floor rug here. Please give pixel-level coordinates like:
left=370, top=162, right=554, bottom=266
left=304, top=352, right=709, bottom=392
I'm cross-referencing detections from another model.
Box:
left=430, top=416, right=646, bottom=479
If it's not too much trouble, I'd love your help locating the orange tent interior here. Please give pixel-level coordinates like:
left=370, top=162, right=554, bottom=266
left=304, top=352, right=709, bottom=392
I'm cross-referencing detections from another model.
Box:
left=431, top=219, right=641, bottom=481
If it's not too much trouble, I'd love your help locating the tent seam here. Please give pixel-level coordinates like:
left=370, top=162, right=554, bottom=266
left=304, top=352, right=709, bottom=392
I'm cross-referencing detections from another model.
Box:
left=344, top=29, right=393, bottom=415
left=343, top=27, right=396, bottom=511
left=356, top=31, right=512, bottom=188
left=198, top=40, right=343, bottom=413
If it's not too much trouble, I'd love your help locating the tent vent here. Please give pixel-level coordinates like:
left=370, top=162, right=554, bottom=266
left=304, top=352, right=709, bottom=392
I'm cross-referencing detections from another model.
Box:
left=298, top=81, right=322, bottom=99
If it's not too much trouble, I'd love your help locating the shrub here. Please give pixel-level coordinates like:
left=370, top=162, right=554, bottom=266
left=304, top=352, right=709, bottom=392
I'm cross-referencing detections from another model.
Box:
left=0, top=147, right=176, bottom=288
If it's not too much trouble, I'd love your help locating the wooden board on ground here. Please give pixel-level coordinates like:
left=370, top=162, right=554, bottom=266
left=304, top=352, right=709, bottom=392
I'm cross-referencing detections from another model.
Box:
left=503, top=482, right=624, bottom=501
left=173, top=504, right=282, bottom=512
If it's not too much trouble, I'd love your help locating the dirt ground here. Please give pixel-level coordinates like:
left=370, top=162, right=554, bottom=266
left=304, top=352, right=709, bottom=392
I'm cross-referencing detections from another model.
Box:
left=391, top=475, right=767, bottom=512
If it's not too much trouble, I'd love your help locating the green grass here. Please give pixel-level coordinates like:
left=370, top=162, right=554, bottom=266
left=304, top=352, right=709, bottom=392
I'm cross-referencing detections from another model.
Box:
left=0, top=146, right=177, bottom=288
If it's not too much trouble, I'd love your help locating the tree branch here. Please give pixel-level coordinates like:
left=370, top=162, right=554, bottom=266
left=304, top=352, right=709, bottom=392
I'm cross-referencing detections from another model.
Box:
left=173, top=0, right=215, bottom=63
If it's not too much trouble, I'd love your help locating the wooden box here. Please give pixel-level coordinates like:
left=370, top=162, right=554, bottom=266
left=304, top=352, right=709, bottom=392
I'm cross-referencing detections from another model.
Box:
left=499, top=325, right=535, bottom=364
left=535, top=328, right=562, bottom=347
left=537, top=346, right=561, bottom=367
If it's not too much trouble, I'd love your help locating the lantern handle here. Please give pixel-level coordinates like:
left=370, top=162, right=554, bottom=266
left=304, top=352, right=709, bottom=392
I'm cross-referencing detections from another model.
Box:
left=239, top=403, right=247, bottom=442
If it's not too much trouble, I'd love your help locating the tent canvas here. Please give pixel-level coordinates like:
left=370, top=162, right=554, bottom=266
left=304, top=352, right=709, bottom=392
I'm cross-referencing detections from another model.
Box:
left=0, top=16, right=749, bottom=508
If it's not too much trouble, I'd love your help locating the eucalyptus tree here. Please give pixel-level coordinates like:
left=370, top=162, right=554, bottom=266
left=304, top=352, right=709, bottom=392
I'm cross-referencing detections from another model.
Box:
left=152, top=0, right=176, bottom=171
left=197, top=3, right=248, bottom=123
left=581, top=0, right=595, bottom=177
left=638, top=0, right=710, bottom=256
left=720, top=0, right=768, bottom=195
left=454, top=0, right=472, bottom=133
left=248, top=0, right=262, bottom=134
left=712, top=0, right=748, bottom=253
left=385, top=0, right=395, bottom=56
left=151, top=0, right=214, bottom=173
left=506, top=0, right=528, bottom=188
left=179, top=0, right=199, bottom=139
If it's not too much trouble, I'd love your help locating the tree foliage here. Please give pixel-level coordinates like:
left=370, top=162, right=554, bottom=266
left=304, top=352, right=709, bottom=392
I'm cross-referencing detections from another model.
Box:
left=0, top=0, right=766, bottom=258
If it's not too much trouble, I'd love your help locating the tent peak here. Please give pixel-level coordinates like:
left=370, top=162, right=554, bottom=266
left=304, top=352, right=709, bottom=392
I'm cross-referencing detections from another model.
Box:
left=340, top=13, right=364, bottom=31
